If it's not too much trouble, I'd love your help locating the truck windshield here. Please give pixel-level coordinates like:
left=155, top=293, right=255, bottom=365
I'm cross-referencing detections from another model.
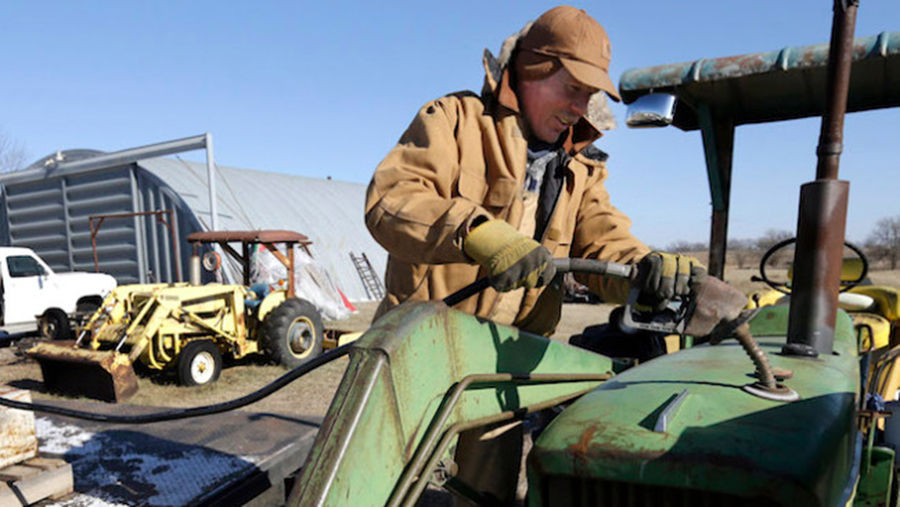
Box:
left=7, top=256, right=46, bottom=277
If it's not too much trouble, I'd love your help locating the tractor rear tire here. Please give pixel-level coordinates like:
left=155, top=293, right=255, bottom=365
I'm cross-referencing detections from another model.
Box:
left=262, top=298, right=324, bottom=369
left=39, top=309, right=72, bottom=341
left=177, top=340, right=222, bottom=386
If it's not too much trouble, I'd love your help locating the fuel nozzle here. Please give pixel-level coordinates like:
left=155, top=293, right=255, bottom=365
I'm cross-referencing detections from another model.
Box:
left=687, top=277, right=799, bottom=402
left=623, top=274, right=800, bottom=403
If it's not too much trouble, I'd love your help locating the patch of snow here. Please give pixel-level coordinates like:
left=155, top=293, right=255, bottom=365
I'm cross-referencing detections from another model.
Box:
left=36, top=417, right=253, bottom=506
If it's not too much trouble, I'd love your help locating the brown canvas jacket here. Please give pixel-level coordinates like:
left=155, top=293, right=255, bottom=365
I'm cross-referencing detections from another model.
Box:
left=365, top=49, right=649, bottom=336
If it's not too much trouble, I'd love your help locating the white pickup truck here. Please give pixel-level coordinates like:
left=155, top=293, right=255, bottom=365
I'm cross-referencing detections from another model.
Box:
left=0, top=247, right=116, bottom=339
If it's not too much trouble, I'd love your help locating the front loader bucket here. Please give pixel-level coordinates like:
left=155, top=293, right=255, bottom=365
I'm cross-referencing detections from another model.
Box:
left=28, top=342, right=139, bottom=403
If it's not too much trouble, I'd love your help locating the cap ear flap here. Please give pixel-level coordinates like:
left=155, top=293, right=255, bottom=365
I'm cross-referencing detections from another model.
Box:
left=585, top=92, right=616, bottom=131
left=483, top=48, right=502, bottom=87
left=498, top=21, right=533, bottom=68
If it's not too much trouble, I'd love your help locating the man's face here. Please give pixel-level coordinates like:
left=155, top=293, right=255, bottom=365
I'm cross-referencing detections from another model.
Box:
left=518, top=67, right=599, bottom=143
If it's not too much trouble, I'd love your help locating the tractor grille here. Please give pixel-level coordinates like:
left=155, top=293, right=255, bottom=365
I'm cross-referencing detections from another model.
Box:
left=538, top=476, right=776, bottom=507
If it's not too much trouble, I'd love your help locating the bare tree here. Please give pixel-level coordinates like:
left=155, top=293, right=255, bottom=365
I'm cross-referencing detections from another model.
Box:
left=867, top=216, right=900, bottom=269
left=755, top=229, right=794, bottom=268
left=0, top=130, right=28, bottom=173
left=666, top=240, right=707, bottom=253
left=727, top=238, right=756, bottom=269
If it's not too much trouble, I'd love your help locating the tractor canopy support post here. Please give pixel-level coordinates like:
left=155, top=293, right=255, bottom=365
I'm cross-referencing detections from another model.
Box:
left=698, top=105, right=735, bottom=280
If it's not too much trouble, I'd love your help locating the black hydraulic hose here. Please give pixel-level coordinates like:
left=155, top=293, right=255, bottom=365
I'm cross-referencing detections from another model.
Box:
left=2, top=259, right=634, bottom=422
left=0, top=343, right=352, bottom=424
left=442, top=258, right=635, bottom=307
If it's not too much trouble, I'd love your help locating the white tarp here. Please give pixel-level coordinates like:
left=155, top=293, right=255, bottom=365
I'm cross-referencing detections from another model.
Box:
left=250, top=244, right=353, bottom=321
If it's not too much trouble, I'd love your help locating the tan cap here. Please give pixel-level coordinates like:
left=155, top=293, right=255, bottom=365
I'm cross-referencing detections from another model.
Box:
left=519, top=6, right=620, bottom=101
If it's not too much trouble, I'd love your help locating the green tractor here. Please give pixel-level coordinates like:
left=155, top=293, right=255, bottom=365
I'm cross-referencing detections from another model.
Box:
left=288, top=4, right=900, bottom=506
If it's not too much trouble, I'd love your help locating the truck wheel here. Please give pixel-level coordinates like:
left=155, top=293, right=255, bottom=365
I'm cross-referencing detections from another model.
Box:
left=177, top=340, right=222, bottom=386
left=39, top=309, right=72, bottom=340
left=262, top=298, right=324, bottom=369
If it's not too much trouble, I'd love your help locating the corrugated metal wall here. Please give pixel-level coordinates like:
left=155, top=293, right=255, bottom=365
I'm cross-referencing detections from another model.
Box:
left=0, top=163, right=203, bottom=286
left=132, top=170, right=202, bottom=284
left=2, top=166, right=140, bottom=281
left=68, top=167, right=139, bottom=281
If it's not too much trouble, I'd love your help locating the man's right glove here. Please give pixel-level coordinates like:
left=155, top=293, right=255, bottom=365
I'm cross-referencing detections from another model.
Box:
left=635, top=251, right=706, bottom=311
left=463, top=219, right=556, bottom=292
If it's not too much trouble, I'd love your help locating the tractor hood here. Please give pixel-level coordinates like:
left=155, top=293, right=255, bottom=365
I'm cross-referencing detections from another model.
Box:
left=528, top=306, right=860, bottom=505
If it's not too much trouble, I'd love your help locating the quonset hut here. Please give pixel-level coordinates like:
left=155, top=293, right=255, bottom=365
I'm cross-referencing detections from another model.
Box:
left=0, top=135, right=387, bottom=302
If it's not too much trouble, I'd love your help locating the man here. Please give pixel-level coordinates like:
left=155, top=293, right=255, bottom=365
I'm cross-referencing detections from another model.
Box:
left=367, top=8, right=705, bottom=502
left=366, top=6, right=703, bottom=337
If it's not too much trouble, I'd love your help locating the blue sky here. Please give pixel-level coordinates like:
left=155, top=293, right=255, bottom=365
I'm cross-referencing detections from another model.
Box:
left=1, top=1, right=898, bottom=248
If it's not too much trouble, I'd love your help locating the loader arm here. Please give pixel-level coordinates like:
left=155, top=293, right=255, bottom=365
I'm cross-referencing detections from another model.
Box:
left=289, top=301, right=614, bottom=506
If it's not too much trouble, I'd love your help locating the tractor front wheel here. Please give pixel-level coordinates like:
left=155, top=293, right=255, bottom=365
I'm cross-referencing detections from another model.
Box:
left=262, top=298, right=324, bottom=369
left=177, top=340, right=223, bottom=386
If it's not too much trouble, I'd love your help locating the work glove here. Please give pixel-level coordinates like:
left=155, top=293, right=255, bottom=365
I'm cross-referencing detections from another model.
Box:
left=463, top=219, right=556, bottom=292
left=635, top=251, right=706, bottom=311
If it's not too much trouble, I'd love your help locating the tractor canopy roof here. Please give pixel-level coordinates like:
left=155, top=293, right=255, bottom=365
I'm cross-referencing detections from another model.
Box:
left=619, top=30, right=900, bottom=129
left=617, top=30, right=900, bottom=279
left=186, top=230, right=311, bottom=246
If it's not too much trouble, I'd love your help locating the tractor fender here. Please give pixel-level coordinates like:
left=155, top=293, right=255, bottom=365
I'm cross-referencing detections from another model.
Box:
left=256, top=289, right=288, bottom=323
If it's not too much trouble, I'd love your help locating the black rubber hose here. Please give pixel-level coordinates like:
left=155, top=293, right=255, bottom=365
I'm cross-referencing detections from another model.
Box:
left=0, top=343, right=351, bottom=424
left=442, top=258, right=635, bottom=307
left=2, top=259, right=636, bottom=422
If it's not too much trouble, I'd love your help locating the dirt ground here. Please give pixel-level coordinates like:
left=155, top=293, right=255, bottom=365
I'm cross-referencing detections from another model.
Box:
left=2, top=268, right=899, bottom=420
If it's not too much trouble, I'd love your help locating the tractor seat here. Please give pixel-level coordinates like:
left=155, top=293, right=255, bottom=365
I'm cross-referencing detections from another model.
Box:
left=847, top=285, right=900, bottom=322
left=747, top=257, right=878, bottom=312
left=747, top=290, right=876, bottom=312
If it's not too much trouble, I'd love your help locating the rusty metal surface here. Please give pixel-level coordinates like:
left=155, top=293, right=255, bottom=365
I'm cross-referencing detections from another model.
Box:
left=90, top=210, right=182, bottom=282
left=291, top=302, right=613, bottom=506
left=619, top=31, right=900, bottom=131
left=29, top=342, right=139, bottom=402
left=815, top=0, right=858, bottom=180
left=187, top=230, right=311, bottom=245
left=0, top=388, right=38, bottom=469
left=530, top=306, right=860, bottom=505
left=780, top=3, right=856, bottom=357
left=786, top=180, right=850, bottom=356
left=391, top=373, right=610, bottom=506
left=34, top=399, right=321, bottom=506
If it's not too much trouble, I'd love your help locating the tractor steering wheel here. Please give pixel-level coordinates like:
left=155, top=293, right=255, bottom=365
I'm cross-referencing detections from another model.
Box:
left=756, top=238, right=868, bottom=295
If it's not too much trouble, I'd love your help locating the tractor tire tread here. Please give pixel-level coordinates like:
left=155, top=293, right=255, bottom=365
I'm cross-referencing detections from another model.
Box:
left=262, top=298, right=324, bottom=369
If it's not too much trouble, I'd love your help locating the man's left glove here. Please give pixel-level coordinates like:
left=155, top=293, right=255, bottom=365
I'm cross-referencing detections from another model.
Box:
left=463, top=219, right=556, bottom=292
left=635, top=251, right=706, bottom=311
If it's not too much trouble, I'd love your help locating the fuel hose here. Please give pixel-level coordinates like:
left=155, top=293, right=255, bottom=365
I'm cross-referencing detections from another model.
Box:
left=0, top=343, right=351, bottom=424
left=0, top=259, right=636, bottom=424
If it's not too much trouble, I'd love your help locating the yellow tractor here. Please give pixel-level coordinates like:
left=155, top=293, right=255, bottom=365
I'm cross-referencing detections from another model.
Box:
left=746, top=240, right=900, bottom=405
left=29, top=230, right=328, bottom=402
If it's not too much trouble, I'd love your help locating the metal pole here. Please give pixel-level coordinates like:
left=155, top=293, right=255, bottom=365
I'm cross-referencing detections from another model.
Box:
left=784, top=0, right=858, bottom=357
left=51, top=134, right=208, bottom=173
left=288, top=243, right=296, bottom=299
left=90, top=217, right=101, bottom=272
left=816, top=0, right=859, bottom=181
left=205, top=132, right=218, bottom=231
left=698, top=105, right=735, bottom=281
left=161, top=211, right=183, bottom=283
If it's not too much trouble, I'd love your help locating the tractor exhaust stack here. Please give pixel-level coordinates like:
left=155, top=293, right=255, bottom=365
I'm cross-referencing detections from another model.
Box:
left=784, top=0, right=858, bottom=357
